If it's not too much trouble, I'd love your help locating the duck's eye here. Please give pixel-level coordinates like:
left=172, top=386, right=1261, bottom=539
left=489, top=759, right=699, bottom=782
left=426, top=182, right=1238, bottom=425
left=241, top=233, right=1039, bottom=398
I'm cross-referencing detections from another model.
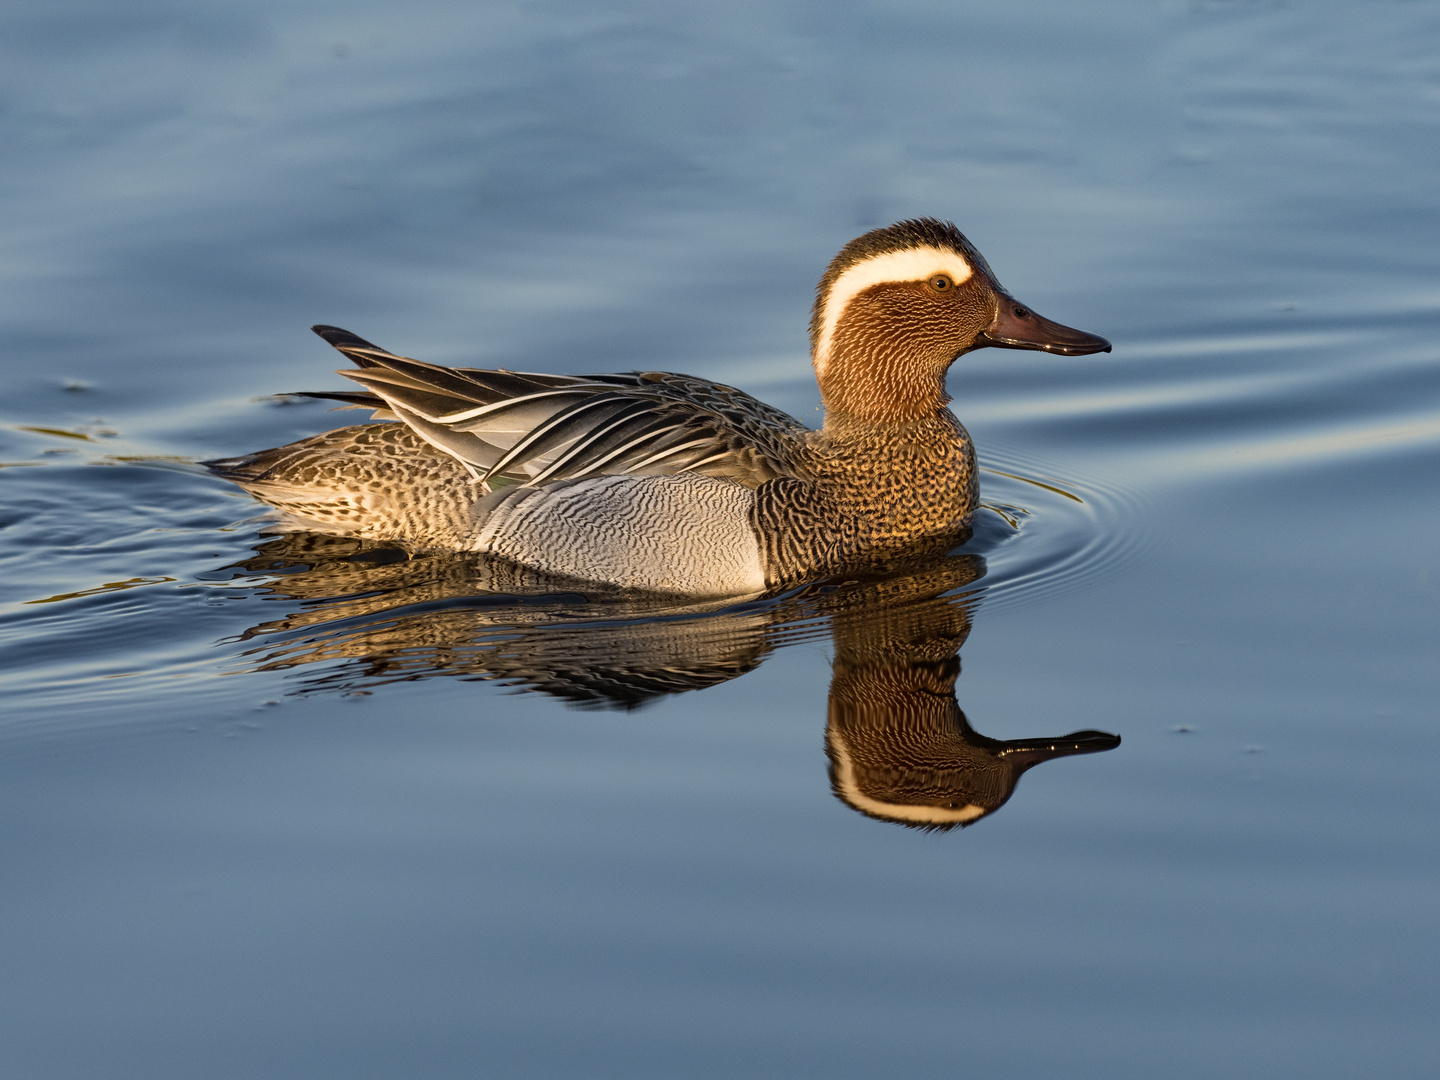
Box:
left=1013, top=305, right=1030, bottom=319
left=929, top=274, right=952, bottom=292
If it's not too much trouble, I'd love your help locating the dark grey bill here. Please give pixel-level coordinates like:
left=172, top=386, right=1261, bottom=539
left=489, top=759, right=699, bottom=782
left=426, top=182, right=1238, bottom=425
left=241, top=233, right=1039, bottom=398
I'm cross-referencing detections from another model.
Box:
left=976, top=296, right=1113, bottom=355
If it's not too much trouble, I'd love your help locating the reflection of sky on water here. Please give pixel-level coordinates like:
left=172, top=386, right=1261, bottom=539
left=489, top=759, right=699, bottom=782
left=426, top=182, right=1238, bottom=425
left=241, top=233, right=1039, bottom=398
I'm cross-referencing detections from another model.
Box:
left=1, top=0, right=1439, bottom=1077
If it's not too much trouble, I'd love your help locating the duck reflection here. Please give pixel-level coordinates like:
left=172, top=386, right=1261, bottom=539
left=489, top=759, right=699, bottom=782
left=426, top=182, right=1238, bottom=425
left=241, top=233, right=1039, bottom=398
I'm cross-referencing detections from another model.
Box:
left=220, top=533, right=777, bottom=705
left=215, top=534, right=1118, bottom=826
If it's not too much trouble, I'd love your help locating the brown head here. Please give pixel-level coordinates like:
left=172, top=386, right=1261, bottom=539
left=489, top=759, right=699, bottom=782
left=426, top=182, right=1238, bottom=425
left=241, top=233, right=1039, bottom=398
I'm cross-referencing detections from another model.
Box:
left=809, top=218, right=1111, bottom=424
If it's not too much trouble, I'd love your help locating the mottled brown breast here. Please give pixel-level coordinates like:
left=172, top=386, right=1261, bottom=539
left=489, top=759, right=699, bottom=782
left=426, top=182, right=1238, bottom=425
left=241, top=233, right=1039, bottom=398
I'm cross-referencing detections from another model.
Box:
left=751, top=410, right=977, bottom=584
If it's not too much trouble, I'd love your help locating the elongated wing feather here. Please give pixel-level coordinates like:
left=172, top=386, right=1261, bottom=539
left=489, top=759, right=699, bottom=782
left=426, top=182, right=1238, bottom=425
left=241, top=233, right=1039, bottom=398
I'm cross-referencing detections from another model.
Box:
left=307, top=325, right=811, bottom=489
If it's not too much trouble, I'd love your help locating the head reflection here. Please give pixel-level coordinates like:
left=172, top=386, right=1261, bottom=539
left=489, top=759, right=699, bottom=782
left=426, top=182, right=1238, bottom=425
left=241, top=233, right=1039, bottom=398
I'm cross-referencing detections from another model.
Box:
left=218, top=535, right=1119, bottom=825
left=822, top=562, right=1119, bottom=829
left=828, top=660, right=1121, bottom=831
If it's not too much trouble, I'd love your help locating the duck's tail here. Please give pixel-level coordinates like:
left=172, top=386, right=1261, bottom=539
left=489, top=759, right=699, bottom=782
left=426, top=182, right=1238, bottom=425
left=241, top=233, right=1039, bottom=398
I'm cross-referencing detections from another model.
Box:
left=310, top=324, right=399, bottom=368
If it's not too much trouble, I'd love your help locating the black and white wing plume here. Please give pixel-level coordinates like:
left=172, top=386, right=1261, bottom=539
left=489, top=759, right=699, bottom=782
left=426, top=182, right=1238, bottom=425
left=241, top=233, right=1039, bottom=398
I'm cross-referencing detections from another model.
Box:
left=307, top=325, right=809, bottom=489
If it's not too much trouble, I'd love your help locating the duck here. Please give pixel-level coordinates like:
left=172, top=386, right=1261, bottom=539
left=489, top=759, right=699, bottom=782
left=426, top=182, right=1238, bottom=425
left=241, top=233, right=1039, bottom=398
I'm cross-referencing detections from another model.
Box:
left=207, top=218, right=1110, bottom=596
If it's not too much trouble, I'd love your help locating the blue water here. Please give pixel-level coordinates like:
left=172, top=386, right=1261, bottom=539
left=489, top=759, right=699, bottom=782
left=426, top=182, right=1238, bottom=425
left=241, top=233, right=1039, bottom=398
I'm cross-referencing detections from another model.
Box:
left=2, top=1, right=1438, bottom=1076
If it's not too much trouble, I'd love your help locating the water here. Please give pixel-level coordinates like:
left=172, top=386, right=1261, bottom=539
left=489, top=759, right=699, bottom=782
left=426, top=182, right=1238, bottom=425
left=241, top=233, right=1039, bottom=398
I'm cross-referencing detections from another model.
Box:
left=2, top=0, right=1438, bottom=1075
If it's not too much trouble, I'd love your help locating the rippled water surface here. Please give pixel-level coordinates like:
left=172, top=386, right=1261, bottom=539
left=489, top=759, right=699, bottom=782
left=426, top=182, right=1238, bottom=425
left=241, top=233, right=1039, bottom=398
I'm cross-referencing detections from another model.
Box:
left=3, top=1, right=1438, bottom=1076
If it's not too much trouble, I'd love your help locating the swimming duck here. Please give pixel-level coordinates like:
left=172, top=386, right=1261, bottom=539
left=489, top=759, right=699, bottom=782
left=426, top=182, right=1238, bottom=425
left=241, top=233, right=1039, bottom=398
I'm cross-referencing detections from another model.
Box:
left=208, top=218, right=1110, bottom=596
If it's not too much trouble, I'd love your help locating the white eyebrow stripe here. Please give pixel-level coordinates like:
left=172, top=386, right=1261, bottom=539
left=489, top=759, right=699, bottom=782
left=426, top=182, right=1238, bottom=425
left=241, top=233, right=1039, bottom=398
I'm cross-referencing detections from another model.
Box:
left=814, top=246, right=974, bottom=376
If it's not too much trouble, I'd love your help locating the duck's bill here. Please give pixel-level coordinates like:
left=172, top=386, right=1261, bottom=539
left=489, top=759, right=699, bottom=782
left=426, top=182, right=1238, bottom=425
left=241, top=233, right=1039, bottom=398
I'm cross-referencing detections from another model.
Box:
left=977, top=298, right=1112, bottom=355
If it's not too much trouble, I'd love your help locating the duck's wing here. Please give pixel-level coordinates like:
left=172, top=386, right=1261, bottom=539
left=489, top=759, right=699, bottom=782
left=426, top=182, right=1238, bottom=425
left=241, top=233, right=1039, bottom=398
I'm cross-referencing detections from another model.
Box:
left=308, top=325, right=810, bottom=489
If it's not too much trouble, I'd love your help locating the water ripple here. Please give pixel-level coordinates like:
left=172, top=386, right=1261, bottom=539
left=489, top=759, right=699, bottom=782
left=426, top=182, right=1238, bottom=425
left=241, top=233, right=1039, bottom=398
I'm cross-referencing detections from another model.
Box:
left=969, top=445, right=1153, bottom=615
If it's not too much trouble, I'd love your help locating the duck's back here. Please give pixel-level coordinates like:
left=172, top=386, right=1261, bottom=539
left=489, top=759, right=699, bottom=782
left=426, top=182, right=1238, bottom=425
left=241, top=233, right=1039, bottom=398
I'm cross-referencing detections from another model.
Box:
left=206, top=328, right=817, bottom=594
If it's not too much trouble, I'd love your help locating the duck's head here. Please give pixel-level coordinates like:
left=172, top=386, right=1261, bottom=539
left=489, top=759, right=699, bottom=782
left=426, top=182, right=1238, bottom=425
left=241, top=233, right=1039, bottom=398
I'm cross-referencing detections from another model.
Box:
left=810, top=218, right=1111, bottom=423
